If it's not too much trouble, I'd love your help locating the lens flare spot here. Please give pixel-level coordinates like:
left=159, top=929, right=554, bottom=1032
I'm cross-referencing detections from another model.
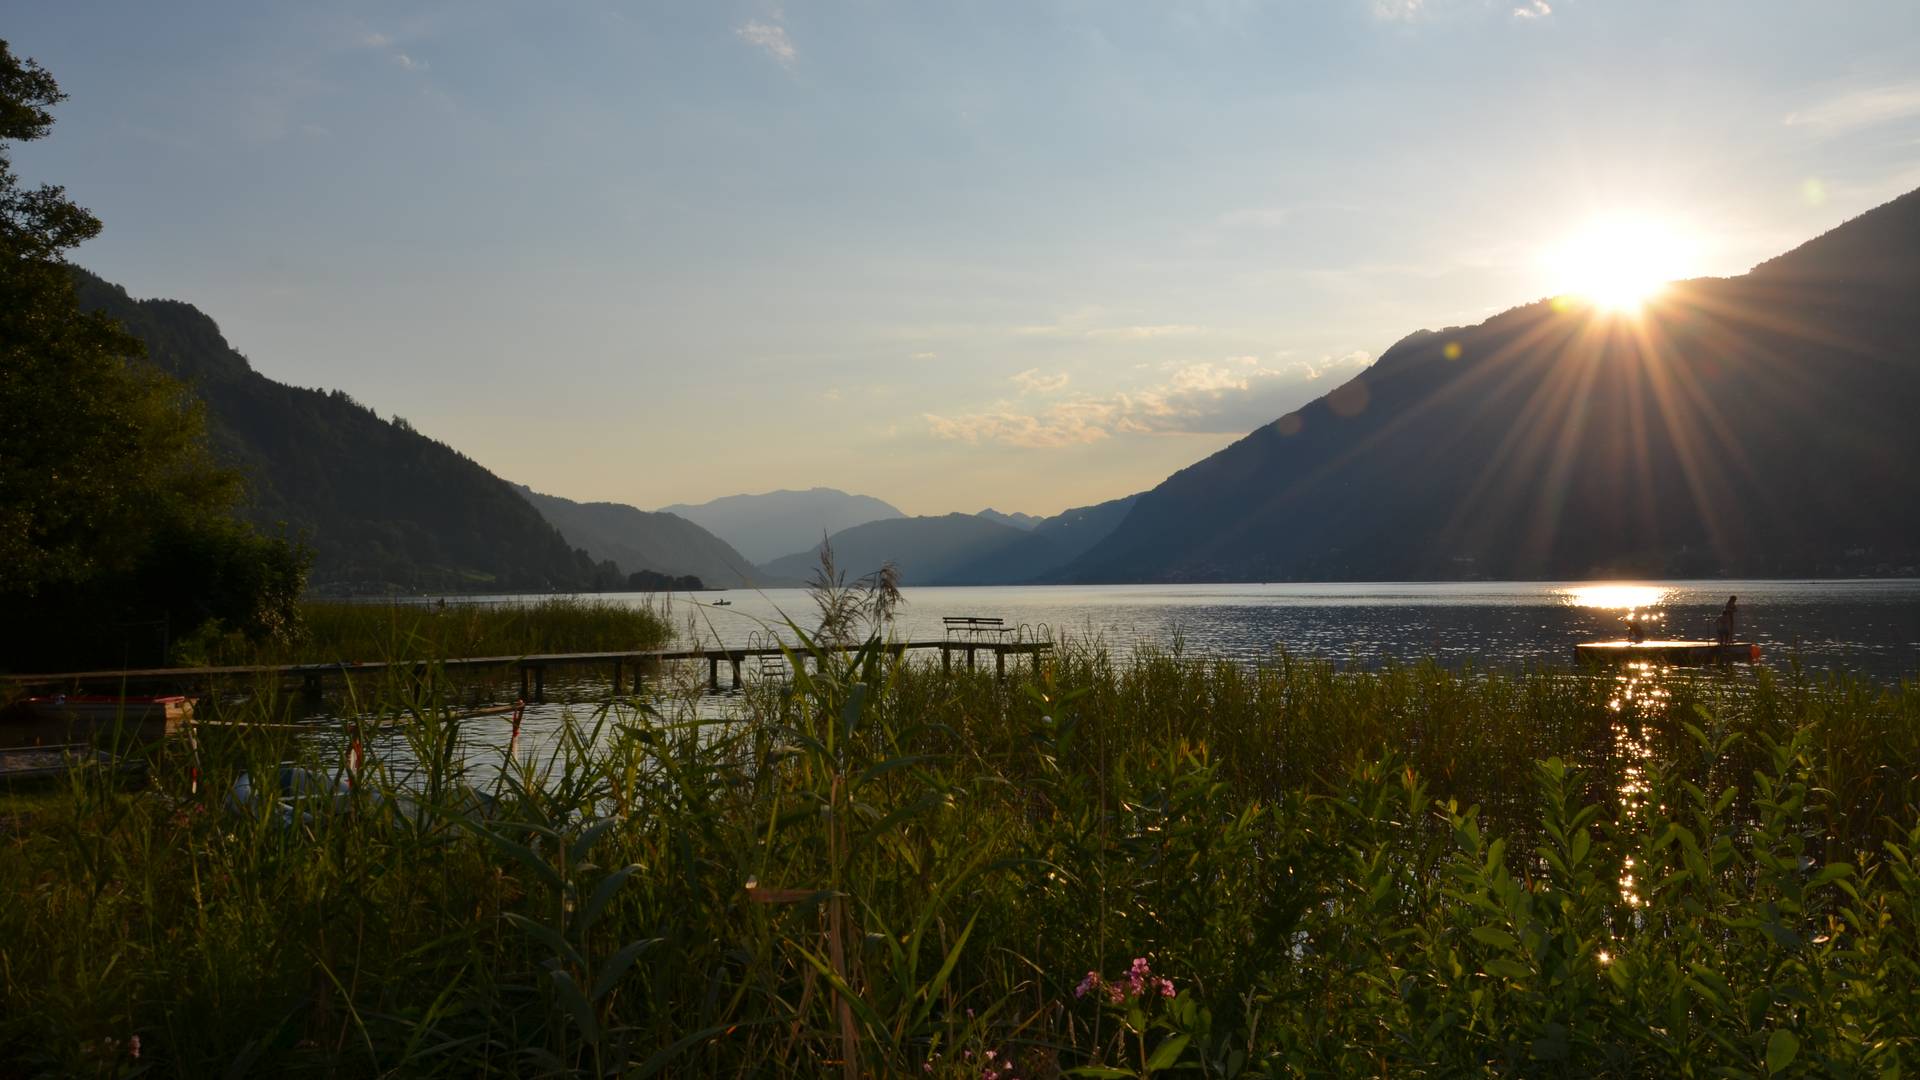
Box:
left=1802, top=177, right=1828, bottom=207
left=1443, top=341, right=1463, bottom=360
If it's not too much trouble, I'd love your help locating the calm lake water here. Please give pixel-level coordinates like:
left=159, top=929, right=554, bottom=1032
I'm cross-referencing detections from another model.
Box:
left=293, top=579, right=1920, bottom=786
left=551, top=579, right=1920, bottom=681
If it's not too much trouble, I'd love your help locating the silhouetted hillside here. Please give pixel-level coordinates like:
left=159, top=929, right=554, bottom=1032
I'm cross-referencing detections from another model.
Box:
left=1061, top=188, right=1920, bottom=582
left=662, top=488, right=904, bottom=565
left=760, top=494, right=1142, bottom=585
left=513, top=485, right=766, bottom=587
left=74, top=273, right=620, bottom=594
left=1030, top=494, right=1141, bottom=559
left=759, top=513, right=1039, bottom=585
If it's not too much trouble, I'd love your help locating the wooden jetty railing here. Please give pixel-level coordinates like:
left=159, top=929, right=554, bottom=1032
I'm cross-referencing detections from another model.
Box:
left=3, top=639, right=1053, bottom=702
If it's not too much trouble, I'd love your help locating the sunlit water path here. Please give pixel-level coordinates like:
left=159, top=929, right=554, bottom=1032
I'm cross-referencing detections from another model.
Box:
left=471, top=578, right=1920, bottom=679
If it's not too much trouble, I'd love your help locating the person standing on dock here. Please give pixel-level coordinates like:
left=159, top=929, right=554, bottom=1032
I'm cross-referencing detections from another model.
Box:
left=1715, top=596, right=1738, bottom=644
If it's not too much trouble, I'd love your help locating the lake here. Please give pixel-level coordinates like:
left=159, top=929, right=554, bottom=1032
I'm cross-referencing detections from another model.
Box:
left=483, top=578, right=1920, bottom=682
left=299, top=578, right=1920, bottom=784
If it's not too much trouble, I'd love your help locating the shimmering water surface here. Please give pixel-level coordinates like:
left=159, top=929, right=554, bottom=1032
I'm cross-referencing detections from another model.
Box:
left=503, top=579, right=1920, bottom=680
left=303, top=580, right=1918, bottom=781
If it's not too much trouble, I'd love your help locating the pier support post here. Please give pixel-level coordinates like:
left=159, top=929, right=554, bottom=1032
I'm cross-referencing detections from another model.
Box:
left=534, top=666, right=545, bottom=704
left=942, top=646, right=951, bottom=674
left=709, top=657, right=720, bottom=691
left=520, top=666, right=531, bottom=702
left=996, top=648, right=1006, bottom=679
left=967, top=647, right=976, bottom=672
left=731, top=656, right=742, bottom=689
left=611, top=660, right=622, bottom=696
left=301, top=672, right=323, bottom=698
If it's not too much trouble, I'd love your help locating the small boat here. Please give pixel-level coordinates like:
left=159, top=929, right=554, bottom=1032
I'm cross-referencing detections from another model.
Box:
left=1575, top=641, right=1761, bottom=666
left=711, top=599, right=733, bottom=606
left=19, top=694, right=195, bottom=734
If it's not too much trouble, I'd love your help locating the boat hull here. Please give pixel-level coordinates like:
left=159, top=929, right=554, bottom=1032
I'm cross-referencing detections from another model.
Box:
left=17, top=695, right=195, bottom=737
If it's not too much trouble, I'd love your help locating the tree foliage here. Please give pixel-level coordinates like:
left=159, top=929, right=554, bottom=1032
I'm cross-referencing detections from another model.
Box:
left=0, top=39, right=308, bottom=668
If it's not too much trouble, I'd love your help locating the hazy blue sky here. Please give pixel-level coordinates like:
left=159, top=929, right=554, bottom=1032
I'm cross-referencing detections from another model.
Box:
left=12, top=2, right=1920, bottom=515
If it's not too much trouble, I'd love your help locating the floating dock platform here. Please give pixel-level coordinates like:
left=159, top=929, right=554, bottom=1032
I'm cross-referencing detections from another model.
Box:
left=1575, top=640, right=1761, bottom=666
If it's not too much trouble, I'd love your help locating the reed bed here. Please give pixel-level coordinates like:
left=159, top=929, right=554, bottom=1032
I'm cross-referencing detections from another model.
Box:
left=189, top=597, right=676, bottom=668
left=1, top=639, right=1916, bottom=1077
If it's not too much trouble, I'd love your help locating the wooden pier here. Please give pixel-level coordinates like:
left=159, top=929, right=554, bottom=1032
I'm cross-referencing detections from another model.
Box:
left=3, top=639, right=1052, bottom=703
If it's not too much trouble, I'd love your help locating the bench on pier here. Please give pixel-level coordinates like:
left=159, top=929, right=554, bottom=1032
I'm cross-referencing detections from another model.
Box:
left=942, top=616, right=1014, bottom=644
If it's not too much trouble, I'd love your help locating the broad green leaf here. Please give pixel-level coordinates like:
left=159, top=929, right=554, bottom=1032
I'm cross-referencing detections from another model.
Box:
left=1767, top=1029, right=1799, bottom=1074
left=549, top=969, right=598, bottom=1044
left=1146, top=1033, right=1192, bottom=1072
left=568, top=817, right=621, bottom=863
left=575, top=864, right=639, bottom=937
left=502, top=912, right=586, bottom=972
left=590, top=937, right=661, bottom=1003
left=1471, top=926, right=1521, bottom=953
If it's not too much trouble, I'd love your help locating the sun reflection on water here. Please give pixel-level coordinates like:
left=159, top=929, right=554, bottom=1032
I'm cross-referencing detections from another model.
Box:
left=1564, top=584, right=1671, bottom=610
left=1607, top=658, right=1673, bottom=908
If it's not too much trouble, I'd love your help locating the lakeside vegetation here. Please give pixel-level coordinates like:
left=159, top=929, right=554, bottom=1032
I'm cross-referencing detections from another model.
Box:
left=182, top=598, right=676, bottom=668
left=3, top=640, right=1916, bottom=1076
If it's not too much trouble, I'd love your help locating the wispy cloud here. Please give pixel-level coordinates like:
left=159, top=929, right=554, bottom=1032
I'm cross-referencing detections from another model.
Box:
left=1785, top=82, right=1920, bottom=134
left=924, top=354, right=1372, bottom=449
left=359, top=28, right=427, bottom=71
left=1011, top=369, right=1070, bottom=395
left=1512, top=1, right=1551, bottom=19
left=1370, top=0, right=1425, bottom=21
left=736, top=19, right=796, bottom=66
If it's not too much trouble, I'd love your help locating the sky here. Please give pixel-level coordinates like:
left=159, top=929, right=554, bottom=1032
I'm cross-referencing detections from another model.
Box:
left=12, top=1, right=1920, bottom=516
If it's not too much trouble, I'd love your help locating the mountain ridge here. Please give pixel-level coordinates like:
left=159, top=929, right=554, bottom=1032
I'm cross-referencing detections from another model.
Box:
left=1057, top=188, right=1920, bottom=583
left=511, top=485, right=767, bottom=588
left=661, top=487, right=905, bottom=565
left=73, top=272, right=620, bottom=595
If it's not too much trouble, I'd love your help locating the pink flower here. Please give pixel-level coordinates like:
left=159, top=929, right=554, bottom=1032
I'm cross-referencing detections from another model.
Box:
left=1127, top=957, right=1152, bottom=996
left=1074, top=970, right=1101, bottom=999
left=1157, top=977, right=1176, bottom=998
left=128, top=1035, right=141, bottom=1060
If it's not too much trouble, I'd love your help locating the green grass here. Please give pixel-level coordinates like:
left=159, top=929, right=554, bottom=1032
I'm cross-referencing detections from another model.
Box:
left=185, top=597, right=675, bottom=667
left=1, top=640, right=1916, bottom=1077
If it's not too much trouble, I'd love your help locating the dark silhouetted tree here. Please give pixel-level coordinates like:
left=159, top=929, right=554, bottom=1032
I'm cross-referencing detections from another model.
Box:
left=0, top=40, right=308, bottom=668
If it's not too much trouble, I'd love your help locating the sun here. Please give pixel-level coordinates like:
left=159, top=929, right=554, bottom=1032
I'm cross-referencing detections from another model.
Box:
left=1545, top=214, right=1701, bottom=313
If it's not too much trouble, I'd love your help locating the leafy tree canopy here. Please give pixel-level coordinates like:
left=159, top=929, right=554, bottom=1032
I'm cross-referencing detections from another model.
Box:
left=0, top=39, right=309, bottom=669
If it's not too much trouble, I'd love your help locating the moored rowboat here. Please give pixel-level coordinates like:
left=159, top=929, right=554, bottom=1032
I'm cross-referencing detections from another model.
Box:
left=18, top=694, right=195, bottom=732
left=1575, top=641, right=1761, bottom=666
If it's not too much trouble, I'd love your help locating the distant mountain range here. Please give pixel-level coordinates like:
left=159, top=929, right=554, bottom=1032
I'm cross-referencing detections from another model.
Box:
left=977, top=508, right=1040, bottom=530
left=74, top=273, right=620, bottom=595
left=510, top=485, right=763, bottom=587
left=661, top=488, right=905, bottom=565
left=758, top=494, right=1141, bottom=585
left=1057, top=187, right=1920, bottom=582
left=75, top=185, right=1920, bottom=593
